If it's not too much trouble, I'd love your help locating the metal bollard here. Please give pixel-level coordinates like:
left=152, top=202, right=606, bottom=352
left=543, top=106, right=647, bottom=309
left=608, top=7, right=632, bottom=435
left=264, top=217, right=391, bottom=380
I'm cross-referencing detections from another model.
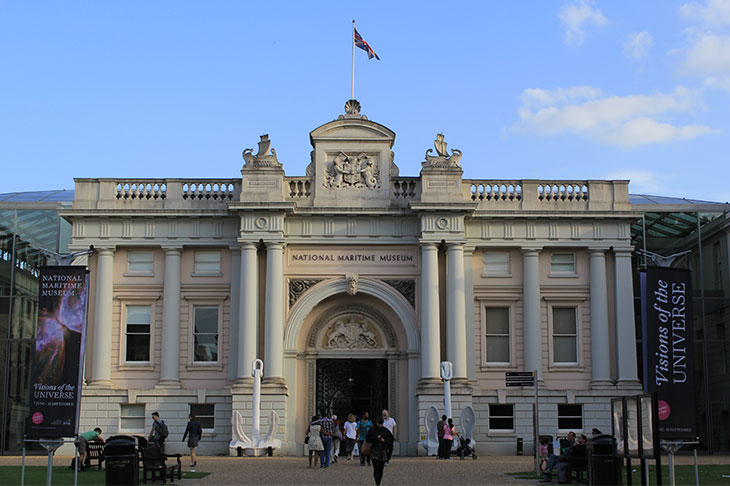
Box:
left=517, top=437, right=524, bottom=456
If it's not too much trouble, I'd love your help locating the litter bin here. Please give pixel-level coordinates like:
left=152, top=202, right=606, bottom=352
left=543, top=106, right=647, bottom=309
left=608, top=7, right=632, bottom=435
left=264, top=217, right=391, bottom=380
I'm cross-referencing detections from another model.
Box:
left=105, top=435, right=139, bottom=486
left=587, top=434, right=619, bottom=486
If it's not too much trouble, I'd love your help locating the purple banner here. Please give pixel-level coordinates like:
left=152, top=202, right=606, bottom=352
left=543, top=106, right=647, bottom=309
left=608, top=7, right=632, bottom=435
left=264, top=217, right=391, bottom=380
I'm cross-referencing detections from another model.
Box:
left=26, top=266, right=89, bottom=438
left=641, top=266, right=695, bottom=439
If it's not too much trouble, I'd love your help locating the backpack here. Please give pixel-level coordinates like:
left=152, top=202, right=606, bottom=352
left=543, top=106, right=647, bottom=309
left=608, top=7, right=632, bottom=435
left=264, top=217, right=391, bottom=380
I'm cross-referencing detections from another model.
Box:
left=159, top=420, right=169, bottom=440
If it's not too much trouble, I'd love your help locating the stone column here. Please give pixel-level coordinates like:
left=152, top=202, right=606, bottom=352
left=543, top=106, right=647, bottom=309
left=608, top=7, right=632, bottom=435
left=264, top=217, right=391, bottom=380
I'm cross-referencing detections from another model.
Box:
left=420, top=242, right=441, bottom=381
left=263, top=242, right=285, bottom=384
left=614, top=249, right=639, bottom=384
left=522, top=248, right=542, bottom=380
left=589, top=248, right=611, bottom=385
left=89, top=247, right=114, bottom=386
left=463, top=247, right=476, bottom=380
left=158, top=247, right=182, bottom=387
left=228, top=247, right=241, bottom=382
left=446, top=242, right=467, bottom=381
left=237, top=242, right=258, bottom=383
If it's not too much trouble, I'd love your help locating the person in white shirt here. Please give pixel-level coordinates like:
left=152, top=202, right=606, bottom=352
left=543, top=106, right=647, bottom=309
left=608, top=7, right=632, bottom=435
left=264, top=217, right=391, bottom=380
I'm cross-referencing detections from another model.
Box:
left=381, top=409, right=397, bottom=465
left=343, top=414, right=358, bottom=461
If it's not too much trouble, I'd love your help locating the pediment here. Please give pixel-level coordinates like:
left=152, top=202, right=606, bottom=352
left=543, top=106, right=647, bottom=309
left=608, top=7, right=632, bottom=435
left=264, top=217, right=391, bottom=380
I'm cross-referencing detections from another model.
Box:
left=310, top=118, right=395, bottom=146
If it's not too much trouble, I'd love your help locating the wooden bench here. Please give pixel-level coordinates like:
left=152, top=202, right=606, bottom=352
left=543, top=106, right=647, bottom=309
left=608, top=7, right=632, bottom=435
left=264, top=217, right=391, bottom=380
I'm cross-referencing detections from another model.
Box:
left=140, top=446, right=181, bottom=483
left=85, top=442, right=105, bottom=470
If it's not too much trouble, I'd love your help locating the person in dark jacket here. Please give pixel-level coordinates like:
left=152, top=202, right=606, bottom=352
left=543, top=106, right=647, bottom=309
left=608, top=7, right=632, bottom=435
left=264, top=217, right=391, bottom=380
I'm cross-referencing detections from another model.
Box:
left=541, top=434, right=586, bottom=483
left=182, top=414, right=202, bottom=469
left=365, top=416, right=394, bottom=486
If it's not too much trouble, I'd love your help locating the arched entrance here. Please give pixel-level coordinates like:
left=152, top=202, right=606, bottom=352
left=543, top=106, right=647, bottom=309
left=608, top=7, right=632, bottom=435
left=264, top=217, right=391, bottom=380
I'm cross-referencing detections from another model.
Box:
left=307, top=305, right=397, bottom=421
left=283, top=277, right=420, bottom=455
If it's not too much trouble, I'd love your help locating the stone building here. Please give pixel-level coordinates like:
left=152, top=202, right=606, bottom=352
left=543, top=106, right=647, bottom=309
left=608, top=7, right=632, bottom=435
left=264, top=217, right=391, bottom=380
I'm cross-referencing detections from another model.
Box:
left=62, top=101, right=642, bottom=455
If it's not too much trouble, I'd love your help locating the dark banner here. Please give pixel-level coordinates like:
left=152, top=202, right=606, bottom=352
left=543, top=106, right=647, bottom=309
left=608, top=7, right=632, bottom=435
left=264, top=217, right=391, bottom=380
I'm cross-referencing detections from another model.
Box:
left=26, top=266, right=89, bottom=438
left=641, top=266, right=695, bottom=439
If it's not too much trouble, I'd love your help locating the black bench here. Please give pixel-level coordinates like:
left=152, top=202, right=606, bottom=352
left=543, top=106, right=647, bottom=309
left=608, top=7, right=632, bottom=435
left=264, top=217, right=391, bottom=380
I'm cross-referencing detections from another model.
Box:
left=85, top=441, right=105, bottom=470
left=140, top=446, right=182, bottom=483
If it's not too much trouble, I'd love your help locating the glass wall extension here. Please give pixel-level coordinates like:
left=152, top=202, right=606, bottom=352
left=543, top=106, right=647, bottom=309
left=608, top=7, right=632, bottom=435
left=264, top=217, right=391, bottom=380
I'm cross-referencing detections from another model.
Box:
left=0, top=191, right=72, bottom=454
left=631, top=199, right=730, bottom=453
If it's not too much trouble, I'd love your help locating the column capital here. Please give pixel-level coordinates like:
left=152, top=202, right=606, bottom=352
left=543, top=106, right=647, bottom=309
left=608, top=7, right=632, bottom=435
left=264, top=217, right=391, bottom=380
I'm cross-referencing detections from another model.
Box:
left=588, top=247, right=610, bottom=254
left=161, top=245, right=183, bottom=254
left=264, top=241, right=285, bottom=250
left=419, top=241, right=439, bottom=250
left=613, top=247, right=634, bottom=257
left=445, top=241, right=466, bottom=249
left=238, top=241, right=258, bottom=251
left=521, top=246, right=542, bottom=256
left=95, top=246, right=116, bottom=255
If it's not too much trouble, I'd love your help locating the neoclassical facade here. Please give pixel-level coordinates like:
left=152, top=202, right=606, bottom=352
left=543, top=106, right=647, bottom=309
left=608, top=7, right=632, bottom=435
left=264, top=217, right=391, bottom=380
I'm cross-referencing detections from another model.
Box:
left=63, top=101, right=641, bottom=455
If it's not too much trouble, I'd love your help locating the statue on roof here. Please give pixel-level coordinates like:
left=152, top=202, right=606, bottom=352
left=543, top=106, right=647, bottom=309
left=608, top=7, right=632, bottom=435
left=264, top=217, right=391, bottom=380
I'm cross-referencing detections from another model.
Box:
left=242, top=134, right=282, bottom=168
left=422, top=133, right=462, bottom=168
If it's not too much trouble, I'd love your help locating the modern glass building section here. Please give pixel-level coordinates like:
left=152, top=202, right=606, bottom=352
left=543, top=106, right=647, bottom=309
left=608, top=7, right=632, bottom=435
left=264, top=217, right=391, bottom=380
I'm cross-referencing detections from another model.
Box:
left=631, top=194, right=730, bottom=453
left=0, top=190, right=72, bottom=453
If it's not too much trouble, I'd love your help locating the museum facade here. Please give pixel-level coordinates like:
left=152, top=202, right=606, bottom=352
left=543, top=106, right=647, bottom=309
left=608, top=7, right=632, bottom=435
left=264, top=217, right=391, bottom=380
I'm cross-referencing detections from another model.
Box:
left=61, top=101, right=643, bottom=455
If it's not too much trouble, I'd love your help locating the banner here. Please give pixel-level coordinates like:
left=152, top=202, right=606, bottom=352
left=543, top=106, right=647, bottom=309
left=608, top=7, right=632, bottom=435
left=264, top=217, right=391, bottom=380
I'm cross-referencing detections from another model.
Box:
left=641, top=266, right=695, bottom=439
left=26, top=266, right=89, bottom=438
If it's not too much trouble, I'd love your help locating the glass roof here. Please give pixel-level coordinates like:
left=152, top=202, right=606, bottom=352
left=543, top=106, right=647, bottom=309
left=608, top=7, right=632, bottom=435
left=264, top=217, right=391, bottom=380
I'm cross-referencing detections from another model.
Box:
left=0, top=190, right=75, bottom=203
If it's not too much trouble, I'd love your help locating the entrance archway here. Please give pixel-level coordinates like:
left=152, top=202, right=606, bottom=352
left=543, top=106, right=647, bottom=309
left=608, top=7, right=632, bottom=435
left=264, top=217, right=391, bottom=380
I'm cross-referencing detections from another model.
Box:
left=316, top=358, right=388, bottom=420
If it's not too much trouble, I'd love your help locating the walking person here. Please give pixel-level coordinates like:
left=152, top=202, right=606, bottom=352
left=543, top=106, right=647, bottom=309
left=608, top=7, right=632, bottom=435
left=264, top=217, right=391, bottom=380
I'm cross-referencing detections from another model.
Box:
left=436, top=414, right=447, bottom=459
left=381, top=409, right=397, bottom=465
left=149, top=412, right=168, bottom=452
left=357, top=411, right=373, bottom=466
left=306, top=416, right=324, bottom=469
left=316, top=413, right=335, bottom=468
left=344, top=414, right=358, bottom=461
left=331, top=414, right=342, bottom=463
left=366, top=416, right=394, bottom=486
left=182, top=414, right=202, bottom=470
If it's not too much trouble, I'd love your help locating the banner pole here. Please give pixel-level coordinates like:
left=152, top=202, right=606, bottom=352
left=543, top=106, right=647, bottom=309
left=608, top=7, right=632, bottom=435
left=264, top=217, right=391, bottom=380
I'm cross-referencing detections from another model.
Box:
left=351, top=20, right=355, bottom=100
left=534, top=370, right=539, bottom=477
left=21, top=441, right=26, bottom=486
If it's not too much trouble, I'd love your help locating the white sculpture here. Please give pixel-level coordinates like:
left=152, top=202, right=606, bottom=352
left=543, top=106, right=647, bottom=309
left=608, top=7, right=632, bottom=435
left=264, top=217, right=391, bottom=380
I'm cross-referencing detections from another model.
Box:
left=422, top=405, right=440, bottom=456
left=229, top=359, right=282, bottom=456
left=441, top=361, right=453, bottom=419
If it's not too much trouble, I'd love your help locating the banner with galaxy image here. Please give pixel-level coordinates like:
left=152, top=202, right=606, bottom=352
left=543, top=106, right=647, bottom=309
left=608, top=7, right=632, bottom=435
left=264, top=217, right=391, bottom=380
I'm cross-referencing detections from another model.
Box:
left=26, top=266, right=89, bottom=438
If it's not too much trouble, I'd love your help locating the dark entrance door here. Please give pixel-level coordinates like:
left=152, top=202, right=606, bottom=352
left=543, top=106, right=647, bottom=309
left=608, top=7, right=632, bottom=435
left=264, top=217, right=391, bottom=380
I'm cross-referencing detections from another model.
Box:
left=316, top=359, right=388, bottom=420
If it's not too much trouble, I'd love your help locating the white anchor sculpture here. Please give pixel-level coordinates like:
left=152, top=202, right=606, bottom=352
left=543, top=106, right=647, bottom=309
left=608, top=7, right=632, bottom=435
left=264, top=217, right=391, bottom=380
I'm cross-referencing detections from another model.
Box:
left=421, top=361, right=477, bottom=455
left=229, top=359, right=282, bottom=456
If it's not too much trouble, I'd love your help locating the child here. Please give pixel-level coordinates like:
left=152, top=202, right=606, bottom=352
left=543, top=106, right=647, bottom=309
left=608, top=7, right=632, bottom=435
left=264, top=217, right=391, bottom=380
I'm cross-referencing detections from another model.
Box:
left=538, top=437, right=549, bottom=472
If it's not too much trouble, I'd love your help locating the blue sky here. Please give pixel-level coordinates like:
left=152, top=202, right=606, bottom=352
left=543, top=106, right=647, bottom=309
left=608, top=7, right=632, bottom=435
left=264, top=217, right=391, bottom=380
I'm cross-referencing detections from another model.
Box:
left=2, top=1, right=730, bottom=202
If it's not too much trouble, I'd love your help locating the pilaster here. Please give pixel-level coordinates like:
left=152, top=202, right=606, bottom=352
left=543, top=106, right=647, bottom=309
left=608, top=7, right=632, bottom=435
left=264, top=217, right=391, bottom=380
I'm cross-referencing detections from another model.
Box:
left=158, top=246, right=182, bottom=388
left=89, top=247, right=115, bottom=387
left=589, top=248, right=612, bottom=386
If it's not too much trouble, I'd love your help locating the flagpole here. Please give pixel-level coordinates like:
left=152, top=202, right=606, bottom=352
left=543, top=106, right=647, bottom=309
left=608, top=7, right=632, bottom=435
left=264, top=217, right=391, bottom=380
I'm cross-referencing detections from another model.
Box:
left=351, top=20, right=355, bottom=100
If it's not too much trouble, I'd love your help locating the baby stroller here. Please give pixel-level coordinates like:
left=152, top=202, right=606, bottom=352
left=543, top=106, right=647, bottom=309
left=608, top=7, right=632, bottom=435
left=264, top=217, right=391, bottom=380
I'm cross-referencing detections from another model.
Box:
left=456, top=436, right=477, bottom=460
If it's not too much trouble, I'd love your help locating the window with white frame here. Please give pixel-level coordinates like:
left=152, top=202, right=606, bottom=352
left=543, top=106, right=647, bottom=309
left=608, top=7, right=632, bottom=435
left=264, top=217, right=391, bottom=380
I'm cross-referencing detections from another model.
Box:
left=488, top=404, right=514, bottom=431
left=128, top=251, right=154, bottom=274
left=550, top=253, right=576, bottom=274
left=194, top=251, right=221, bottom=274
left=120, top=404, right=146, bottom=432
left=190, top=404, right=215, bottom=429
left=483, top=252, right=510, bottom=276
left=193, top=306, right=219, bottom=363
left=558, top=404, right=583, bottom=431
left=125, top=305, right=152, bottom=362
left=552, top=307, right=578, bottom=364
left=484, top=307, right=510, bottom=364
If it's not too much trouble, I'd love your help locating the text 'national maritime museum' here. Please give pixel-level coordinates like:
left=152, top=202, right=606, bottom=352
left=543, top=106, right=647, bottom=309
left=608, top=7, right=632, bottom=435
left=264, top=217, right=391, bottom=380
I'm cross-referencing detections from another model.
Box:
left=62, top=100, right=641, bottom=456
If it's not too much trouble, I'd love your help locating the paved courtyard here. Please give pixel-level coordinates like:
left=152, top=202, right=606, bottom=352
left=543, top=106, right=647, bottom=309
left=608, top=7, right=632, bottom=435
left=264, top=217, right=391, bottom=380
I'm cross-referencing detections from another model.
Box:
left=2, top=453, right=728, bottom=485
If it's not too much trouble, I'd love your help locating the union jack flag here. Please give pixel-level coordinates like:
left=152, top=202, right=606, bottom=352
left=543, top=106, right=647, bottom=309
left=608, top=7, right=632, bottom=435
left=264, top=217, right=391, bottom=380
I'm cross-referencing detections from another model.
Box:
left=354, top=27, right=380, bottom=60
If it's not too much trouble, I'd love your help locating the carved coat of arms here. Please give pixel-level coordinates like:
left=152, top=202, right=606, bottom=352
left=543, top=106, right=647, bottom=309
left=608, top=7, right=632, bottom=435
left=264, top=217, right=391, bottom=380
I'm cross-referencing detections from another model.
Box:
left=325, top=152, right=380, bottom=189
left=324, top=316, right=378, bottom=349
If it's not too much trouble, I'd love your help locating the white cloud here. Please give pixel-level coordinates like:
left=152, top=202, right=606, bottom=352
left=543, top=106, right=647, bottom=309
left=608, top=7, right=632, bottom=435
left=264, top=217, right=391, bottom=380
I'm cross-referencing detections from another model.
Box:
left=558, top=0, right=608, bottom=45
left=520, top=86, right=603, bottom=108
left=623, top=31, right=654, bottom=59
left=676, top=1, right=730, bottom=90
left=516, top=86, right=717, bottom=148
left=680, top=0, right=730, bottom=26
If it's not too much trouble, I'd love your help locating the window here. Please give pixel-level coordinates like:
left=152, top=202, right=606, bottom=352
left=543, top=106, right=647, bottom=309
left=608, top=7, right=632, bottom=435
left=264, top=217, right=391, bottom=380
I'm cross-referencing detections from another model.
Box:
left=193, top=306, right=219, bottom=362
left=558, top=404, right=583, bottom=431
left=483, top=252, right=510, bottom=276
left=120, top=404, right=145, bottom=431
left=125, top=305, right=151, bottom=362
left=194, top=251, right=221, bottom=274
left=552, top=307, right=578, bottom=364
left=550, top=253, right=576, bottom=274
left=128, top=251, right=154, bottom=274
left=489, top=404, right=514, bottom=430
left=485, top=307, right=510, bottom=364
left=190, top=404, right=215, bottom=429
